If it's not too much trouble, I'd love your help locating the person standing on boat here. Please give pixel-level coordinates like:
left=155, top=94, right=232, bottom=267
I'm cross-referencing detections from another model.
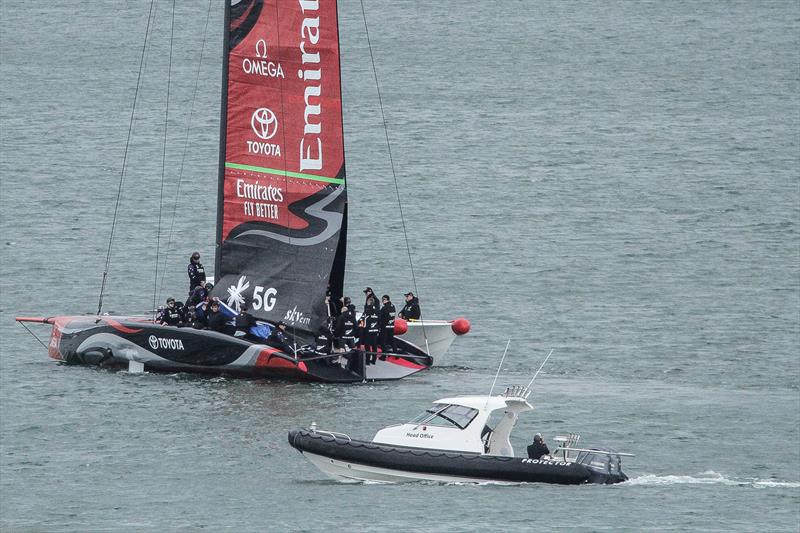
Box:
left=398, top=292, right=421, bottom=320
left=313, top=324, right=334, bottom=364
left=527, top=433, right=550, bottom=460
left=335, top=303, right=356, bottom=351
left=378, top=295, right=396, bottom=353
left=187, top=251, right=206, bottom=294
left=361, top=297, right=381, bottom=363
left=362, top=287, right=378, bottom=313
left=325, top=290, right=339, bottom=319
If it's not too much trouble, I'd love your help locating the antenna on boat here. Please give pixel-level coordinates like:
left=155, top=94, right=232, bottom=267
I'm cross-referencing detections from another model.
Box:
left=488, top=339, right=512, bottom=398
left=526, top=349, right=554, bottom=389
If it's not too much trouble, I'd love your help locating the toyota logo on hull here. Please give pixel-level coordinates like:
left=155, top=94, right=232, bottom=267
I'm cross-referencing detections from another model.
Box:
left=148, top=335, right=185, bottom=351
left=251, top=108, right=278, bottom=140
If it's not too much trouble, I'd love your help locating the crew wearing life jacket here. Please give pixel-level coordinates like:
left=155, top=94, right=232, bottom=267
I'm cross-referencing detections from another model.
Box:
left=361, top=297, right=381, bottom=363
left=335, top=303, right=357, bottom=350
left=187, top=281, right=211, bottom=307
left=398, top=292, right=421, bottom=320
left=187, top=251, right=206, bottom=293
left=159, top=297, right=182, bottom=326
left=378, top=295, right=396, bottom=353
left=362, top=287, right=378, bottom=314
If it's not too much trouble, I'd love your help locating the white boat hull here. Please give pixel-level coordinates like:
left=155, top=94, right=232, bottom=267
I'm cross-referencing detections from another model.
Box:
left=397, top=320, right=458, bottom=361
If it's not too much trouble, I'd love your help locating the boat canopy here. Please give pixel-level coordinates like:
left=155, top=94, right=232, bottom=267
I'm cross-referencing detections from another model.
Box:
left=373, top=387, right=535, bottom=455
left=432, top=394, right=534, bottom=413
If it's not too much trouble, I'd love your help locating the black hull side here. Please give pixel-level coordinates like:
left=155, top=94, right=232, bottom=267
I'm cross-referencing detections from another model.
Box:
left=288, top=429, right=627, bottom=485
left=37, top=316, right=429, bottom=383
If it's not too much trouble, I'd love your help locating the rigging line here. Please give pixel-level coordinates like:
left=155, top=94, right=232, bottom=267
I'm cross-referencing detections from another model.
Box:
left=359, top=1, right=427, bottom=345
left=158, top=0, right=214, bottom=297
left=153, top=0, right=177, bottom=318
left=97, top=0, right=158, bottom=316
left=18, top=322, right=48, bottom=350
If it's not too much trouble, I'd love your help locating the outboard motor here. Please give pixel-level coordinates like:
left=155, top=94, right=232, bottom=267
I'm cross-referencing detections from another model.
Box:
left=576, top=447, right=628, bottom=484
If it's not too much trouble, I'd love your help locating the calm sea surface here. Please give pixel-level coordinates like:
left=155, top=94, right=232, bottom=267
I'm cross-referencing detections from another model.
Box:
left=1, top=1, right=798, bottom=531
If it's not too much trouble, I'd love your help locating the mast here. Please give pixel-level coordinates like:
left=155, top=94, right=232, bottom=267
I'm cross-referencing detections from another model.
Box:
left=328, top=0, right=348, bottom=301
left=215, top=2, right=231, bottom=281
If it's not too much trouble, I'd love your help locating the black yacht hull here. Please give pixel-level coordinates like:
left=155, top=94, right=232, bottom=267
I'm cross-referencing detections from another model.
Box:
left=288, top=429, right=628, bottom=484
left=17, top=316, right=432, bottom=383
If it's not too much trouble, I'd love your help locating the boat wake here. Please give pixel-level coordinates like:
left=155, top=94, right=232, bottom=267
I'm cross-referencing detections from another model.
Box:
left=627, top=470, right=800, bottom=488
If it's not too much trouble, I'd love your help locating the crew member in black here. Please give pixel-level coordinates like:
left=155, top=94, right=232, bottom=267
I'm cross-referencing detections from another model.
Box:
left=337, top=295, right=351, bottom=316
left=268, top=321, right=294, bottom=354
left=206, top=299, right=229, bottom=333
left=362, top=287, right=378, bottom=312
left=527, top=433, right=550, bottom=460
left=159, top=297, right=182, bottom=326
left=335, top=304, right=356, bottom=351
left=187, top=281, right=209, bottom=307
left=361, top=297, right=381, bottom=363
left=378, top=294, right=396, bottom=353
left=325, top=290, right=340, bottom=319
left=398, top=291, right=421, bottom=320
left=187, top=251, right=206, bottom=294
left=313, top=324, right=334, bottom=364
left=174, top=300, right=189, bottom=326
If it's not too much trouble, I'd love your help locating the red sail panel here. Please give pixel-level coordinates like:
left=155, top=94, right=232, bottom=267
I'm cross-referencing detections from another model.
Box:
left=222, top=0, right=344, bottom=240
left=214, top=0, right=347, bottom=331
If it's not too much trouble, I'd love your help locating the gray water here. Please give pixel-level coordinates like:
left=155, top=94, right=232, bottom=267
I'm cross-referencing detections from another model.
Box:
left=1, top=1, right=798, bottom=531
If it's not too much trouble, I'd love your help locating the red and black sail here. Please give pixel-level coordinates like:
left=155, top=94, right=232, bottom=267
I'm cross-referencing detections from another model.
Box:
left=214, top=0, right=346, bottom=331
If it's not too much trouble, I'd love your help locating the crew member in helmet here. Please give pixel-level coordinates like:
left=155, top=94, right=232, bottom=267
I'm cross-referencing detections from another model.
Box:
left=398, top=291, right=421, bottom=320
left=527, top=433, right=550, bottom=460
left=378, top=294, right=396, bottom=353
left=159, top=297, right=182, bottom=326
left=187, top=251, right=206, bottom=294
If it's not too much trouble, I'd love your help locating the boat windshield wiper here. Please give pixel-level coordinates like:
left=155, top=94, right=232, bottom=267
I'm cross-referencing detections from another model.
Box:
left=414, top=405, right=449, bottom=427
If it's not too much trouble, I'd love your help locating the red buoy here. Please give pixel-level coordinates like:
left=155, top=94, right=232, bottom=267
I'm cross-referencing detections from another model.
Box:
left=451, top=317, right=470, bottom=335
left=394, top=317, right=408, bottom=335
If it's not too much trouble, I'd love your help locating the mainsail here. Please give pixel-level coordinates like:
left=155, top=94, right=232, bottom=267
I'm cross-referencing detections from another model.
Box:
left=214, top=0, right=347, bottom=332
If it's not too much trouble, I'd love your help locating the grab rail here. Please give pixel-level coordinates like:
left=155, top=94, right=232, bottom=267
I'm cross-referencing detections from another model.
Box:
left=557, top=446, right=635, bottom=457
left=311, top=429, right=352, bottom=443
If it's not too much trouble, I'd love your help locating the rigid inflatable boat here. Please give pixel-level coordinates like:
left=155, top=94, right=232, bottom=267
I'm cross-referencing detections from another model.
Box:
left=288, top=385, right=633, bottom=484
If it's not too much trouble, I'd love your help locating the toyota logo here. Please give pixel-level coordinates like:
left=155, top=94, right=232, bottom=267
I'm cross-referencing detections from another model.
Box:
left=148, top=335, right=158, bottom=350
left=251, top=108, right=278, bottom=140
